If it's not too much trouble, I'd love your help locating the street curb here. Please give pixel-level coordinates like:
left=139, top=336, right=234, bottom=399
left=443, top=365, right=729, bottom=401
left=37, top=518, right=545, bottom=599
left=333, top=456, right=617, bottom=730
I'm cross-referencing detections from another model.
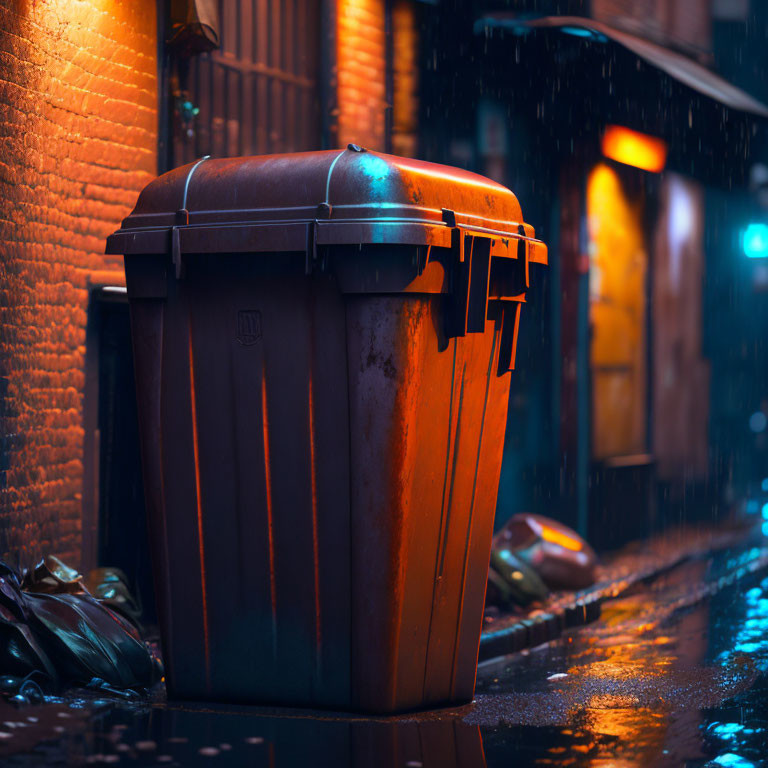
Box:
left=478, top=535, right=768, bottom=663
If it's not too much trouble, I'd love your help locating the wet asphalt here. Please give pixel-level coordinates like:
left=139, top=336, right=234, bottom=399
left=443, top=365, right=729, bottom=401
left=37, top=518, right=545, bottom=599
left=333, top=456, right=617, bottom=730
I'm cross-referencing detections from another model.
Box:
left=0, top=541, right=766, bottom=767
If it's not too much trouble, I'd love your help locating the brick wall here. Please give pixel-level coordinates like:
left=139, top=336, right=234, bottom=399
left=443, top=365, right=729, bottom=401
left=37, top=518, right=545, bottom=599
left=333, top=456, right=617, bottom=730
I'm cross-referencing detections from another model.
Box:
left=391, top=0, right=418, bottom=158
left=336, top=0, right=387, bottom=151
left=0, top=0, right=157, bottom=568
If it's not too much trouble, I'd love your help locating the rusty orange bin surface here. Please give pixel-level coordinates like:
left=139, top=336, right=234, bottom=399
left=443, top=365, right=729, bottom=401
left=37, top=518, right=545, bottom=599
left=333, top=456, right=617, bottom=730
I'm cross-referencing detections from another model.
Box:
left=106, top=147, right=547, bottom=713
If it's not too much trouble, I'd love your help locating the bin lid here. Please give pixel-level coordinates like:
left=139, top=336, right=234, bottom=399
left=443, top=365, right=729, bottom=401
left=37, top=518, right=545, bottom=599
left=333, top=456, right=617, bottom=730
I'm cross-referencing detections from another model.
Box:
left=106, top=147, right=546, bottom=263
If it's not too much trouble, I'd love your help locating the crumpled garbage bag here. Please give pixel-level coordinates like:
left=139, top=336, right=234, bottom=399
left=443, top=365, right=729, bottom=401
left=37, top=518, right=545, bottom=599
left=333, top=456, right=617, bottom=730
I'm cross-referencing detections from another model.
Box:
left=487, top=514, right=598, bottom=609
left=83, top=567, right=143, bottom=627
left=0, top=556, right=160, bottom=697
left=487, top=548, right=549, bottom=609
left=495, top=514, right=598, bottom=590
left=0, top=563, right=59, bottom=682
left=20, top=556, right=83, bottom=595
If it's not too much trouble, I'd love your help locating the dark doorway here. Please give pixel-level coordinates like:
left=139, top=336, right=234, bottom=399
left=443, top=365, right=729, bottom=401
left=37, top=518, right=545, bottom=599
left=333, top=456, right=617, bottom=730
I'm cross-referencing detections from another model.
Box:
left=83, top=287, right=155, bottom=623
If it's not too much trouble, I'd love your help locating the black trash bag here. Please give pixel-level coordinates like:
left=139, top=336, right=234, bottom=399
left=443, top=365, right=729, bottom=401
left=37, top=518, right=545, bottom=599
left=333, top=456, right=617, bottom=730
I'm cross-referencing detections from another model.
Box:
left=0, top=565, right=58, bottom=684
left=23, top=591, right=157, bottom=690
left=493, top=513, right=598, bottom=590
left=20, top=555, right=84, bottom=595
left=83, top=567, right=143, bottom=629
left=0, top=556, right=160, bottom=695
left=488, top=548, right=549, bottom=609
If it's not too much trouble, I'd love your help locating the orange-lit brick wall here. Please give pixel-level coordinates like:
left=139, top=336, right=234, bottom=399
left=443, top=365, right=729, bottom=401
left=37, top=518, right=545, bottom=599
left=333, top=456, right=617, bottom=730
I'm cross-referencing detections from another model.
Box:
left=392, top=0, right=418, bottom=157
left=0, top=0, right=157, bottom=567
left=336, top=0, right=387, bottom=151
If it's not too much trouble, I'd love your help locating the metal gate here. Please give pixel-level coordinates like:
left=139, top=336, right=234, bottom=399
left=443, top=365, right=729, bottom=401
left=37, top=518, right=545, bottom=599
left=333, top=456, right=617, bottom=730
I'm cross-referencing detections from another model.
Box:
left=173, top=0, right=322, bottom=165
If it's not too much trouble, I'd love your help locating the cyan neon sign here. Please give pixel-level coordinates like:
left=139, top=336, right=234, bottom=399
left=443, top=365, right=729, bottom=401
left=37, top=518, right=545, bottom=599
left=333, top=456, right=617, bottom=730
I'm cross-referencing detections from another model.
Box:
left=743, top=223, right=768, bottom=258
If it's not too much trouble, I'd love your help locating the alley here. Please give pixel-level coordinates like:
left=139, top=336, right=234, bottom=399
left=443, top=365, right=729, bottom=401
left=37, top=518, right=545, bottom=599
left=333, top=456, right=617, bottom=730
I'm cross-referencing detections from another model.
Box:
left=0, top=526, right=765, bottom=767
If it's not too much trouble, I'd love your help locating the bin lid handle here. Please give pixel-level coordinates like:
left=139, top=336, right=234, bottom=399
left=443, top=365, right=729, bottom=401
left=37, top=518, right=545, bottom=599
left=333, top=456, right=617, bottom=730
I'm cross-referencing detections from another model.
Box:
left=324, top=148, right=348, bottom=208
left=181, top=155, right=212, bottom=212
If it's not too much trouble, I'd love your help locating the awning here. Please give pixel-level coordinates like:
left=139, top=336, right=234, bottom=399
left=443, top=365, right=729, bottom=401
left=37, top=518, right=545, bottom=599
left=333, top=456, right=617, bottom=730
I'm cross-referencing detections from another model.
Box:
left=475, top=15, right=768, bottom=119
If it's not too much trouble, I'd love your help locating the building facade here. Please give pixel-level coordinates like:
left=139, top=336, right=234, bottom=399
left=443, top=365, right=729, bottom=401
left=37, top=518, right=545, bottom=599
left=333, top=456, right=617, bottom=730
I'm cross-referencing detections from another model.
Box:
left=0, top=0, right=422, bottom=573
left=1, top=0, right=764, bottom=584
left=0, top=0, right=159, bottom=566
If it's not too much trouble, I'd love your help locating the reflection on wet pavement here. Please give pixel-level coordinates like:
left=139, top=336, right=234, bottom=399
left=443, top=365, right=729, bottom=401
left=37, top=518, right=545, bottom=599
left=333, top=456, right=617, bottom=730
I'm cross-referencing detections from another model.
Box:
left=475, top=548, right=768, bottom=767
left=0, top=544, right=766, bottom=767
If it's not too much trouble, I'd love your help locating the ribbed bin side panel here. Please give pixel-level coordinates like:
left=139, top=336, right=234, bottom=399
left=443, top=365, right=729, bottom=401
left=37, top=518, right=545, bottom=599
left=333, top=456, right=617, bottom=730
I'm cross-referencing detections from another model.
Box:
left=128, top=299, right=172, bottom=674
left=449, top=323, right=510, bottom=702
left=131, top=255, right=351, bottom=707
left=158, top=278, right=210, bottom=695
left=347, top=296, right=441, bottom=712
left=421, top=315, right=510, bottom=706
left=346, top=296, right=511, bottom=713
left=129, top=254, right=511, bottom=712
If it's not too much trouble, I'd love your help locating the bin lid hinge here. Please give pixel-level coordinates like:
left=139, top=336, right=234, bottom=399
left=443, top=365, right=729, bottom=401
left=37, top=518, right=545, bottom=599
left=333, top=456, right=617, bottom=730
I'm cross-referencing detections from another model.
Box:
left=497, top=301, right=522, bottom=376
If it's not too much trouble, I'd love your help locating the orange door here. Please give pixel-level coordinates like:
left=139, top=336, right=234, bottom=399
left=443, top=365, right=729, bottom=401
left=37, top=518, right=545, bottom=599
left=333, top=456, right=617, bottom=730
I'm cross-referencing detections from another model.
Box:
left=586, top=163, right=648, bottom=460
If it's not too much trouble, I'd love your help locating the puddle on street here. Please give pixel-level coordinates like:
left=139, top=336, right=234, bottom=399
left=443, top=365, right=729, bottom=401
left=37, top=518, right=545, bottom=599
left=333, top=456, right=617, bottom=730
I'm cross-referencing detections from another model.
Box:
left=0, top=547, right=765, bottom=767
left=474, top=550, right=768, bottom=767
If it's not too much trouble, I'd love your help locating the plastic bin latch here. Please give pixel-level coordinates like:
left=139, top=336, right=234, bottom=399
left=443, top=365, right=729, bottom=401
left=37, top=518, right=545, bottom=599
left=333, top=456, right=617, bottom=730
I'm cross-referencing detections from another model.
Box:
left=497, top=301, right=522, bottom=376
left=443, top=216, right=528, bottom=342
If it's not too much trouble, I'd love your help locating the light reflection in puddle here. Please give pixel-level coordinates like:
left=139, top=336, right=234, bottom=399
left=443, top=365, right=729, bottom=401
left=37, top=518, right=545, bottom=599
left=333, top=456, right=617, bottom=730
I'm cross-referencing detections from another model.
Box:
left=709, top=754, right=757, bottom=768
left=717, top=579, right=768, bottom=672
left=478, top=555, right=768, bottom=767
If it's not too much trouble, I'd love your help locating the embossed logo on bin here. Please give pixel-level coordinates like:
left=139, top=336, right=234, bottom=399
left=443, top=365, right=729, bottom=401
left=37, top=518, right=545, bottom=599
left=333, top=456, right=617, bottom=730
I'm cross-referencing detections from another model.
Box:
left=236, top=310, right=262, bottom=346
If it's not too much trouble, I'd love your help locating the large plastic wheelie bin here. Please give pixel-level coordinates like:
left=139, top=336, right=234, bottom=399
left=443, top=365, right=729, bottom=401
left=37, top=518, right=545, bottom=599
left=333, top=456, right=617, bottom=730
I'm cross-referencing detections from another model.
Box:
left=106, top=146, right=547, bottom=713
